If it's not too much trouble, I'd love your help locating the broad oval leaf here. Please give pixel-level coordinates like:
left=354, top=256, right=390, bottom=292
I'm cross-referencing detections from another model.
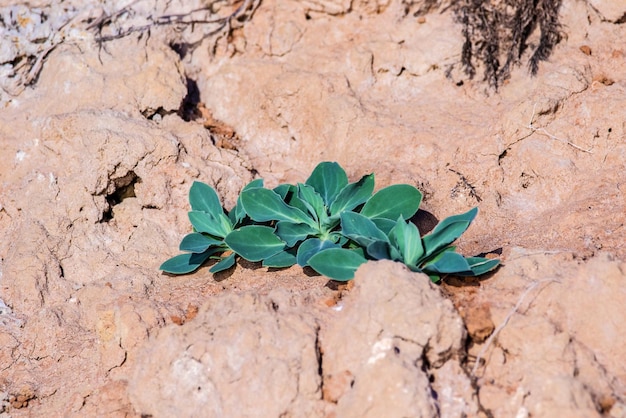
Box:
left=421, top=245, right=457, bottom=265
left=297, top=183, right=327, bottom=223
left=189, top=181, right=223, bottom=216
left=188, top=211, right=231, bottom=238
left=288, top=194, right=317, bottom=220
left=428, top=274, right=442, bottom=283
left=296, top=238, right=339, bottom=267
left=361, top=184, right=422, bottom=221
left=329, top=173, right=375, bottom=217
left=308, top=248, right=368, bottom=281
left=179, top=232, right=224, bottom=253
left=340, top=211, right=389, bottom=247
left=366, top=240, right=391, bottom=260
left=229, top=178, right=264, bottom=224
left=275, top=221, right=317, bottom=247
left=371, top=217, right=396, bottom=235
left=461, top=256, right=500, bottom=276
left=422, top=251, right=472, bottom=275
left=388, top=217, right=424, bottom=266
left=245, top=178, right=265, bottom=190
left=273, top=183, right=294, bottom=200
left=224, top=225, right=286, bottom=262
left=422, top=207, right=478, bottom=257
left=240, top=188, right=316, bottom=227
left=276, top=185, right=313, bottom=222
left=160, top=250, right=215, bottom=274
left=263, top=250, right=297, bottom=268
left=227, top=206, right=238, bottom=225
left=305, top=162, right=348, bottom=206
left=209, top=252, right=236, bottom=273
left=217, top=213, right=234, bottom=235
left=389, top=244, right=403, bottom=261
left=320, top=216, right=341, bottom=233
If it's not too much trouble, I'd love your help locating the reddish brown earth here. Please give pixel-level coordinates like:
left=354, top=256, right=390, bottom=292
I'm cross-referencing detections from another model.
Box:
left=1, top=0, right=625, bottom=416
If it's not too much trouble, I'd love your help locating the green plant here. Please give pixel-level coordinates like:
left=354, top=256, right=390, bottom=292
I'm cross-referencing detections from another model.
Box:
left=159, top=179, right=286, bottom=274
left=160, top=162, right=499, bottom=282
left=308, top=208, right=499, bottom=281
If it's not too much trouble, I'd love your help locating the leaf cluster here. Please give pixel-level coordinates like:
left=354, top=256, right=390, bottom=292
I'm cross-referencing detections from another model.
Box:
left=160, top=162, right=499, bottom=282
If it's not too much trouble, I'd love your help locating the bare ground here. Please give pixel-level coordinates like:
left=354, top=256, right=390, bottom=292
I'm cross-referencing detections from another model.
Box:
left=0, top=0, right=625, bottom=416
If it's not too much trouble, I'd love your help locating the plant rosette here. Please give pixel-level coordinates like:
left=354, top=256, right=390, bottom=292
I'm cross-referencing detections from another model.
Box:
left=160, top=162, right=500, bottom=282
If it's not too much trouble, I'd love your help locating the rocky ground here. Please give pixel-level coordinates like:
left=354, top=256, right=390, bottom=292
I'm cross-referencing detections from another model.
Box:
left=0, top=0, right=625, bottom=416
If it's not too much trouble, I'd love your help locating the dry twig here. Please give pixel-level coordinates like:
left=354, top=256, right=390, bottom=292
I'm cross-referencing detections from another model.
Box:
left=91, top=0, right=260, bottom=43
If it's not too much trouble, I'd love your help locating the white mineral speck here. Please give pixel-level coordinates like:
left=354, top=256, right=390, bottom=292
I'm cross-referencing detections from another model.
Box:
left=15, top=150, right=26, bottom=162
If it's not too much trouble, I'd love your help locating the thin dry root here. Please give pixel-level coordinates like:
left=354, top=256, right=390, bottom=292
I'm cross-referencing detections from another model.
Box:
left=527, top=103, right=594, bottom=153
left=471, top=277, right=560, bottom=377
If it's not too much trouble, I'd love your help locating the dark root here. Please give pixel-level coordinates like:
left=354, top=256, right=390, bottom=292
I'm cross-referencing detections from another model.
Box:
left=450, top=0, right=564, bottom=88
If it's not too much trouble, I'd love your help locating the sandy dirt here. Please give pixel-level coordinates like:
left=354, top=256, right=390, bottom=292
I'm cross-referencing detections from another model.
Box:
left=0, top=0, right=625, bottom=416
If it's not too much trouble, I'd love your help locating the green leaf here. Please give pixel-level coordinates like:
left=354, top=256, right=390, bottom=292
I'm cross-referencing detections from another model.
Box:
left=273, top=183, right=293, bottom=200
left=275, top=221, right=317, bottom=247
left=319, top=216, right=341, bottom=233
left=462, top=257, right=500, bottom=276
left=366, top=240, right=390, bottom=260
left=179, top=232, right=224, bottom=253
left=389, top=244, right=403, bottom=261
left=246, top=178, right=265, bottom=190
left=297, top=183, right=327, bottom=223
left=160, top=250, right=215, bottom=274
left=422, top=207, right=478, bottom=257
left=340, top=212, right=389, bottom=247
left=388, top=217, right=424, bottom=266
left=209, top=252, right=236, bottom=273
left=422, top=251, right=473, bottom=275
left=229, top=178, right=264, bottom=224
left=371, top=217, right=396, bottom=235
left=329, top=173, right=375, bottom=217
left=308, top=248, right=367, bottom=281
left=241, top=188, right=316, bottom=227
left=407, top=264, right=423, bottom=273
left=227, top=206, right=238, bottom=225
left=224, top=225, right=286, bottom=262
left=361, top=184, right=422, bottom=221
left=288, top=194, right=317, bottom=220
left=188, top=211, right=231, bottom=238
left=217, top=213, right=234, bottom=235
left=189, top=181, right=223, bottom=216
left=263, top=250, right=297, bottom=268
left=305, top=162, right=349, bottom=206
left=421, top=245, right=457, bottom=266
left=296, top=238, right=339, bottom=267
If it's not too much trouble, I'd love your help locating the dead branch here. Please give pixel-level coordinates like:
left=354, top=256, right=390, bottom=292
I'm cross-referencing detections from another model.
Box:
left=91, top=0, right=261, bottom=44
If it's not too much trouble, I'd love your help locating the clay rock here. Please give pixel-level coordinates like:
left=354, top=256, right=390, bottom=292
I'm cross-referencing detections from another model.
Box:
left=127, top=260, right=475, bottom=418
left=299, top=0, right=352, bottom=15
left=24, top=34, right=187, bottom=117
left=0, top=29, right=254, bottom=416
left=320, top=260, right=471, bottom=417
left=128, top=290, right=326, bottom=418
left=473, top=249, right=626, bottom=417
left=587, top=0, right=626, bottom=22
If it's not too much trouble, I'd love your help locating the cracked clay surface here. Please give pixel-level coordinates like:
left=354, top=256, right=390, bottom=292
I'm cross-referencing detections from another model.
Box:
left=1, top=0, right=626, bottom=416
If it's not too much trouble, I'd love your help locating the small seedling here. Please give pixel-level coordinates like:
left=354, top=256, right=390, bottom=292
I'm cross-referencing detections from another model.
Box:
left=160, top=162, right=499, bottom=281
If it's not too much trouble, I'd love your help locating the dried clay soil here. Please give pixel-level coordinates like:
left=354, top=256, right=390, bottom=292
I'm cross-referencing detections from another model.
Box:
left=1, top=0, right=626, bottom=417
